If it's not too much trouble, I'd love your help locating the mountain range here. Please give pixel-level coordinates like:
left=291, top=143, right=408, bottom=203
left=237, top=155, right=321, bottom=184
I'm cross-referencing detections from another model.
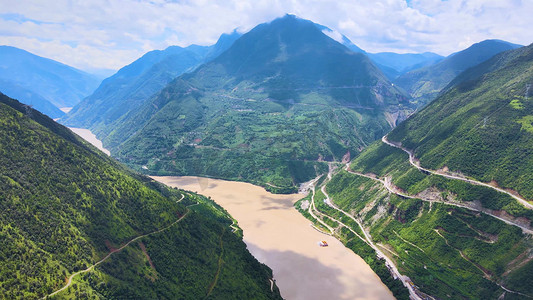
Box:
left=394, top=39, right=523, bottom=105
left=316, top=24, right=445, bottom=79
left=60, top=15, right=527, bottom=194
left=62, top=31, right=241, bottom=138
left=2, top=12, right=532, bottom=300
left=0, top=46, right=101, bottom=117
left=88, top=14, right=410, bottom=192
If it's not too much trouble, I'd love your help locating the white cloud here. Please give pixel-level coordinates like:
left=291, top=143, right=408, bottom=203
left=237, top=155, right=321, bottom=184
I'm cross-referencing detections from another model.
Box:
left=0, top=0, right=531, bottom=72
left=322, top=29, right=344, bottom=44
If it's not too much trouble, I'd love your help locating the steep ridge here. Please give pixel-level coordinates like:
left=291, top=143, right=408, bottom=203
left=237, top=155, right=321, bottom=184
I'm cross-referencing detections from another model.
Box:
left=0, top=46, right=100, bottom=109
left=388, top=42, right=533, bottom=201
left=0, top=93, right=281, bottom=299
left=303, top=42, right=533, bottom=299
left=395, top=40, right=522, bottom=105
left=61, top=32, right=241, bottom=146
left=62, top=46, right=206, bottom=131
left=108, top=15, right=410, bottom=192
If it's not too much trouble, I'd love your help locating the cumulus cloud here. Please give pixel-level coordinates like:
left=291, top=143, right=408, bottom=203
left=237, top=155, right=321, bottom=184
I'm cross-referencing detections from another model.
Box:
left=0, top=0, right=531, bottom=72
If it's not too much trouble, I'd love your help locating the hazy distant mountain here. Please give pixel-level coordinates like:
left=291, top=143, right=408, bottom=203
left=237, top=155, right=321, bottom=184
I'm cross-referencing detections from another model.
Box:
left=204, top=30, right=242, bottom=62
left=315, top=23, right=366, bottom=53
left=368, top=52, right=444, bottom=79
left=108, top=15, right=409, bottom=192
left=0, top=79, right=65, bottom=118
left=0, top=46, right=100, bottom=108
left=394, top=39, right=522, bottom=105
left=313, top=25, right=444, bottom=79
left=389, top=42, right=533, bottom=200
left=62, top=31, right=241, bottom=136
left=62, top=45, right=207, bottom=129
left=0, top=92, right=282, bottom=299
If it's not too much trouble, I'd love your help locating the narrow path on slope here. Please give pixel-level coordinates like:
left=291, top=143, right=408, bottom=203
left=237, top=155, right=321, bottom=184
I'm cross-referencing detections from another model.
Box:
left=433, top=229, right=492, bottom=279
left=433, top=229, right=532, bottom=298
left=344, top=165, right=533, bottom=235
left=338, top=165, right=533, bottom=298
left=43, top=195, right=189, bottom=299
left=318, top=183, right=424, bottom=300
left=381, top=135, right=533, bottom=210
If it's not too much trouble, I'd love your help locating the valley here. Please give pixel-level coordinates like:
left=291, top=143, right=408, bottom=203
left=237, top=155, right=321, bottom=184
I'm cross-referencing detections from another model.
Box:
left=2, top=7, right=533, bottom=300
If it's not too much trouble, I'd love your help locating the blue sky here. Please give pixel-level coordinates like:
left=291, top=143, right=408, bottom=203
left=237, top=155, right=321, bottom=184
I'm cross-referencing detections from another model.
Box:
left=0, top=0, right=531, bottom=73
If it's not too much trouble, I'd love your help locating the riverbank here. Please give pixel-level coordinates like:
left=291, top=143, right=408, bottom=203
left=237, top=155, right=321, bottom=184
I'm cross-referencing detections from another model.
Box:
left=153, top=176, right=394, bottom=300
left=68, top=127, right=110, bottom=155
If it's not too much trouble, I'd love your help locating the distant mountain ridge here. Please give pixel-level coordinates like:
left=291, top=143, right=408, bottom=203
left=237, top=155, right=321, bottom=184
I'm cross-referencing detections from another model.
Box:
left=0, top=46, right=100, bottom=110
left=61, top=30, right=241, bottom=137
left=394, top=39, right=523, bottom=105
left=368, top=52, right=444, bottom=79
left=313, top=22, right=443, bottom=79
left=0, top=79, right=65, bottom=118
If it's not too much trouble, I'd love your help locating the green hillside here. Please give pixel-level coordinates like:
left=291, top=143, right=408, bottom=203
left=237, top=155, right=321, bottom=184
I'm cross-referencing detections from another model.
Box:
left=61, top=32, right=241, bottom=144
left=321, top=168, right=532, bottom=299
left=388, top=43, right=533, bottom=201
left=107, top=15, right=410, bottom=193
left=296, top=42, right=533, bottom=300
left=394, top=40, right=522, bottom=106
left=0, top=93, right=281, bottom=299
left=62, top=46, right=207, bottom=131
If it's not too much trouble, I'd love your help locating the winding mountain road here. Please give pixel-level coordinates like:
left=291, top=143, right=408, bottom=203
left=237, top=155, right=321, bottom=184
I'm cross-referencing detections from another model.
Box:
left=316, top=165, right=531, bottom=299
left=381, top=135, right=533, bottom=210
left=344, top=165, right=533, bottom=235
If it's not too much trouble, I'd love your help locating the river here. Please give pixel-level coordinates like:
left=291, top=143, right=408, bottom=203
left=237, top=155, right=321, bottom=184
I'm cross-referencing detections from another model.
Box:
left=153, top=176, right=394, bottom=300
left=69, top=128, right=393, bottom=299
left=68, top=127, right=110, bottom=155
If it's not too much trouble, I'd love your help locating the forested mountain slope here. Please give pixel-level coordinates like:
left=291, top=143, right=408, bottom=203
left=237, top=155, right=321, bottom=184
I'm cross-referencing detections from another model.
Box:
left=300, top=42, right=533, bottom=300
left=61, top=31, right=241, bottom=140
left=394, top=40, right=522, bottom=105
left=388, top=42, right=533, bottom=201
left=0, top=93, right=281, bottom=299
left=0, top=46, right=100, bottom=108
left=108, top=15, right=410, bottom=192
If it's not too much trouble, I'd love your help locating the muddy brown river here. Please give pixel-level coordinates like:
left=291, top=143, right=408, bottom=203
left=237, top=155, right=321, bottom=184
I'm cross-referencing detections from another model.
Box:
left=153, top=176, right=394, bottom=300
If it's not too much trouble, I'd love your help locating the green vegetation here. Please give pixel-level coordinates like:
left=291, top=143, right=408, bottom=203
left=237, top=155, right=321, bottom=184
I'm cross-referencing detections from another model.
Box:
left=0, top=93, right=281, bottom=299
left=394, top=40, right=521, bottom=107
left=324, top=170, right=533, bottom=299
left=295, top=182, right=410, bottom=300
left=323, top=45, right=533, bottom=297
left=350, top=141, right=533, bottom=222
left=389, top=43, right=533, bottom=200
left=517, top=115, right=533, bottom=133
left=86, top=15, right=409, bottom=192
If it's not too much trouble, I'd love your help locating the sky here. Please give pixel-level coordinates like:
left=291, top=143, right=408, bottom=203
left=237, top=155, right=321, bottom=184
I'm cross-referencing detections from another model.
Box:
left=1, top=0, right=532, bottom=74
